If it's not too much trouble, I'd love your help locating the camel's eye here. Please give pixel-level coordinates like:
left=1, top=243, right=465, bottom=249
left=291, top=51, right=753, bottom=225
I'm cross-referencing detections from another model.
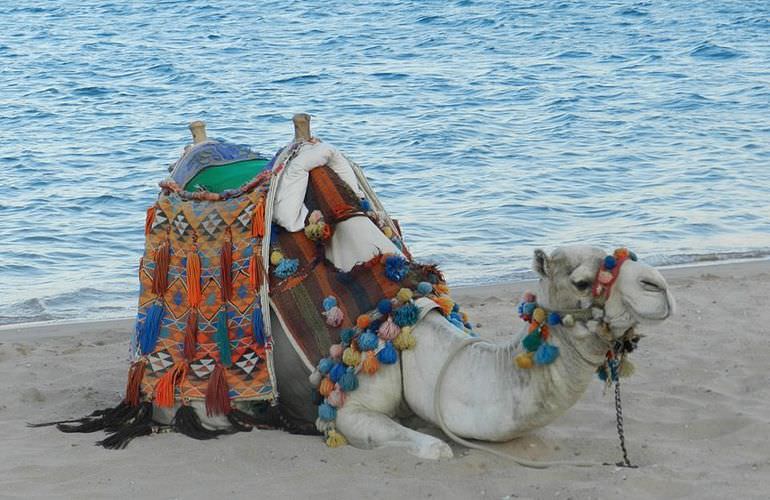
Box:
left=573, top=280, right=591, bottom=291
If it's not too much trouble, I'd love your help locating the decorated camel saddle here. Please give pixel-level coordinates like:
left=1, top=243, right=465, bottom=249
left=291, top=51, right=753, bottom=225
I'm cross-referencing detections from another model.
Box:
left=40, top=116, right=674, bottom=463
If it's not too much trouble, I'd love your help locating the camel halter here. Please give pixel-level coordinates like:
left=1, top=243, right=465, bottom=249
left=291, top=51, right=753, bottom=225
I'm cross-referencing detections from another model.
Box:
left=433, top=248, right=640, bottom=468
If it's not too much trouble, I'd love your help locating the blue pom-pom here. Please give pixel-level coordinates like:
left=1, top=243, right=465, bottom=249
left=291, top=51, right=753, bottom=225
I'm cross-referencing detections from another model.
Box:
left=603, top=255, right=616, bottom=270
left=523, top=302, right=537, bottom=316
left=318, top=403, right=337, bottom=421
left=449, top=317, right=465, bottom=330
left=394, top=303, right=420, bottom=327
left=535, top=343, right=560, bottom=365
left=318, top=358, right=334, bottom=374
left=274, top=258, right=299, bottom=279
left=452, top=303, right=460, bottom=313
left=596, top=360, right=619, bottom=382
left=322, top=296, right=337, bottom=311
left=339, top=369, right=359, bottom=392
left=547, top=312, right=561, bottom=326
left=417, top=282, right=433, bottom=295
left=377, top=299, right=393, bottom=315
left=369, top=320, right=382, bottom=332
left=340, top=328, right=356, bottom=345
left=270, top=224, right=280, bottom=241
left=449, top=311, right=463, bottom=323
left=377, top=342, right=398, bottom=364
left=384, top=255, right=409, bottom=282
left=358, top=332, right=379, bottom=351
left=360, top=199, right=372, bottom=211
left=464, top=322, right=473, bottom=330
left=329, top=362, right=346, bottom=383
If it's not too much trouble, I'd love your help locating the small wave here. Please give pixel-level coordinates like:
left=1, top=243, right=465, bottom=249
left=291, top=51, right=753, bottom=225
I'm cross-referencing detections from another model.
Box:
left=689, top=42, right=741, bottom=60
left=72, top=86, right=112, bottom=96
left=271, top=74, right=323, bottom=84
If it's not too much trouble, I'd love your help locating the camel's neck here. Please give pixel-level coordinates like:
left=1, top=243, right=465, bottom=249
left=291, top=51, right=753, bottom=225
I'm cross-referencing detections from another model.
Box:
left=409, top=312, right=612, bottom=441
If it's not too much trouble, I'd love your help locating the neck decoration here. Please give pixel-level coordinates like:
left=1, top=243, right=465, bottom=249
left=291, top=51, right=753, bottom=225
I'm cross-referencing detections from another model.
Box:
left=514, top=248, right=641, bottom=383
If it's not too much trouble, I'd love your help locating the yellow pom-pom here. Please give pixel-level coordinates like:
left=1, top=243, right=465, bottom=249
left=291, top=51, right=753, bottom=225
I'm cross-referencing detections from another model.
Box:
left=319, top=377, right=335, bottom=397
left=383, top=227, right=393, bottom=238
left=435, top=284, right=449, bottom=295
left=396, top=288, right=413, bottom=303
left=514, top=352, right=534, bottom=369
left=326, top=429, right=348, bottom=448
left=619, top=359, right=635, bottom=378
left=392, top=326, right=416, bottom=350
left=532, top=308, right=546, bottom=324
left=304, top=223, right=325, bottom=240
left=342, top=347, right=361, bottom=367
left=270, top=251, right=284, bottom=266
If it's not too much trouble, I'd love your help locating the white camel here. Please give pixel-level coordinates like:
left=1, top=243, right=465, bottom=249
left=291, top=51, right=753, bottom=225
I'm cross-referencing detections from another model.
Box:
left=155, top=118, right=674, bottom=460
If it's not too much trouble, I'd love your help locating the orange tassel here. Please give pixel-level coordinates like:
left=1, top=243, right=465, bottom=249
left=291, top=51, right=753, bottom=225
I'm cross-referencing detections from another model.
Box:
left=362, top=351, right=379, bottom=374
left=154, top=362, right=187, bottom=408
left=125, top=358, right=147, bottom=407
left=252, top=197, right=265, bottom=238
left=248, top=252, right=263, bottom=292
left=145, top=206, right=157, bottom=235
left=319, top=377, right=335, bottom=397
left=220, top=234, right=233, bottom=303
left=205, top=364, right=232, bottom=416
left=184, top=310, right=198, bottom=362
left=151, top=241, right=170, bottom=296
left=187, top=249, right=201, bottom=307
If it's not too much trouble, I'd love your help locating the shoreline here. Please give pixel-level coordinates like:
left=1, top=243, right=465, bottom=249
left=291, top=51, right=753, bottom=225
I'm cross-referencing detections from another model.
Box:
left=2, top=257, right=767, bottom=335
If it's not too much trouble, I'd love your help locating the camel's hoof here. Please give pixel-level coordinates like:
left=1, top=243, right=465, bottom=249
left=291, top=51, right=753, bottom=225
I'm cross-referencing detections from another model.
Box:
left=413, top=439, right=454, bottom=460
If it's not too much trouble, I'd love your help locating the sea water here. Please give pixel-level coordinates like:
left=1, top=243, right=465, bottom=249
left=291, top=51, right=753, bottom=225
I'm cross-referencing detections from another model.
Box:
left=1, top=0, right=769, bottom=325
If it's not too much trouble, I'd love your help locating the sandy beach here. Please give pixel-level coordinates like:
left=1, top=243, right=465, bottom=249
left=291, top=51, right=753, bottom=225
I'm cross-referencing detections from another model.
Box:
left=1, top=260, right=768, bottom=499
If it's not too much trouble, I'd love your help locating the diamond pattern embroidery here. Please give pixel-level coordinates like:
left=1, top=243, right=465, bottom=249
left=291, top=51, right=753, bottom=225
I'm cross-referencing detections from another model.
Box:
left=148, top=349, right=174, bottom=374
left=233, top=349, right=262, bottom=380
left=201, top=210, right=224, bottom=241
left=172, top=212, right=191, bottom=237
left=190, top=356, right=216, bottom=380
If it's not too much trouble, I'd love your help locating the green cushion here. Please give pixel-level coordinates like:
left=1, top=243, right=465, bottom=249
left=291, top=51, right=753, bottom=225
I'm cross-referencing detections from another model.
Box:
left=183, top=158, right=269, bottom=193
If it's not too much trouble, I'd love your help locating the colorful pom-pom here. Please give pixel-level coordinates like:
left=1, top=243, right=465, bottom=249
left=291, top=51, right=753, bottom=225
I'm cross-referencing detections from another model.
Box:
left=358, top=331, right=379, bottom=351
left=619, top=359, right=635, bottom=378
left=274, top=258, right=298, bottom=279
left=309, top=369, right=322, bottom=387
left=417, top=282, right=433, bottom=295
left=547, top=312, right=561, bottom=326
left=394, top=303, right=420, bottom=327
left=535, top=343, right=560, bottom=365
left=614, top=248, right=629, bottom=260
left=329, top=362, right=346, bottom=383
left=603, top=255, right=617, bottom=270
left=322, top=296, right=337, bottom=311
left=308, top=210, right=323, bottom=224
left=270, top=251, right=284, bottom=266
left=522, top=291, right=537, bottom=303
left=327, top=387, right=345, bottom=408
left=329, top=343, right=344, bottom=360
left=562, top=314, right=575, bottom=327
left=396, top=288, right=413, bottom=303
left=514, top=352, right=534, bottom=369
left=532, top=307, right=546, bottom=324
left=342, top=347, right=361, bottom=367
left=383, top=226, right=393, bottom=238
left=629, top=251, right=638, bottom=262
left=319, top=377, right=335, bottom=397
left=522, top=302, right=537, bottom=317
left=377, top=342, right=398, bottom=364
left=356, top=315, right=371, bottom=330
left=340, top=328, right=356, bottom=345
left=377, top=319, right=400, bottom=340
left=377, top=299, right=393, bottom=315
left=326, top=429, right=347, bottom=448
left=393, top=326, right=416, bottom=350
left=361, top=351, right=379, bottom=374
left=434, top=296, right=454, bottom=316
left=318, top=358, right=333, bottom=374
left=318, top=403, right=337, bottom=421
left=324, top=306, right=344, bottom=327
left=360, top=199, right=372, bottom=211
left=339, top=369, right=359, bottom=392
left=522, top=332, right=542, bottom=352
left=385, top=255, right=409, bottom=282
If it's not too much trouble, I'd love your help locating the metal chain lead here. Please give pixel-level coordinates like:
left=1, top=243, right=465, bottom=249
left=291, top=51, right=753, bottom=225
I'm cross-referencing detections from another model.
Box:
left=613, top=376, right=637, bottom=468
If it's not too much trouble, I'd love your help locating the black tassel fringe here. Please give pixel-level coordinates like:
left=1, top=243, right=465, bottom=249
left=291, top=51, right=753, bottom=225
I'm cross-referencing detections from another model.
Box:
left=172, top=405, right=233, bottom=440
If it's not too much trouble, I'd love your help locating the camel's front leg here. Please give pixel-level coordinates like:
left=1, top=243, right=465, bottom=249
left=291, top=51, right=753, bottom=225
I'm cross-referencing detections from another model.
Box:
left=333, top=362, right=452, bottom=460
left=335, top=407, right=453, bottom=460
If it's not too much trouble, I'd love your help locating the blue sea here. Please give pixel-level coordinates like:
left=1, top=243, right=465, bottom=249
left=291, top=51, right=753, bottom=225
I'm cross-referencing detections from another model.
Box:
left=2, top=0, right=769, bottom=325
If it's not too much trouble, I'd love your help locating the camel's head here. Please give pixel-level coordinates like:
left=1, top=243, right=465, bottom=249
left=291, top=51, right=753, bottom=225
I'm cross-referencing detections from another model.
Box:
left=533, top=245, right=674, bottom=339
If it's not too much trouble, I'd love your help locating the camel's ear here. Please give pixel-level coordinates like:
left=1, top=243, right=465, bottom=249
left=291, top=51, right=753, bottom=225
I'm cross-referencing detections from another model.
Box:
left=533, top=249, right=549, bottom=278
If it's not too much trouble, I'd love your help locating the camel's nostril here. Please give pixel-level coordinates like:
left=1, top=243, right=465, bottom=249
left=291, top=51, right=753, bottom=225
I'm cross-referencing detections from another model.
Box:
left=640, top=279, right=663, bottom=293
